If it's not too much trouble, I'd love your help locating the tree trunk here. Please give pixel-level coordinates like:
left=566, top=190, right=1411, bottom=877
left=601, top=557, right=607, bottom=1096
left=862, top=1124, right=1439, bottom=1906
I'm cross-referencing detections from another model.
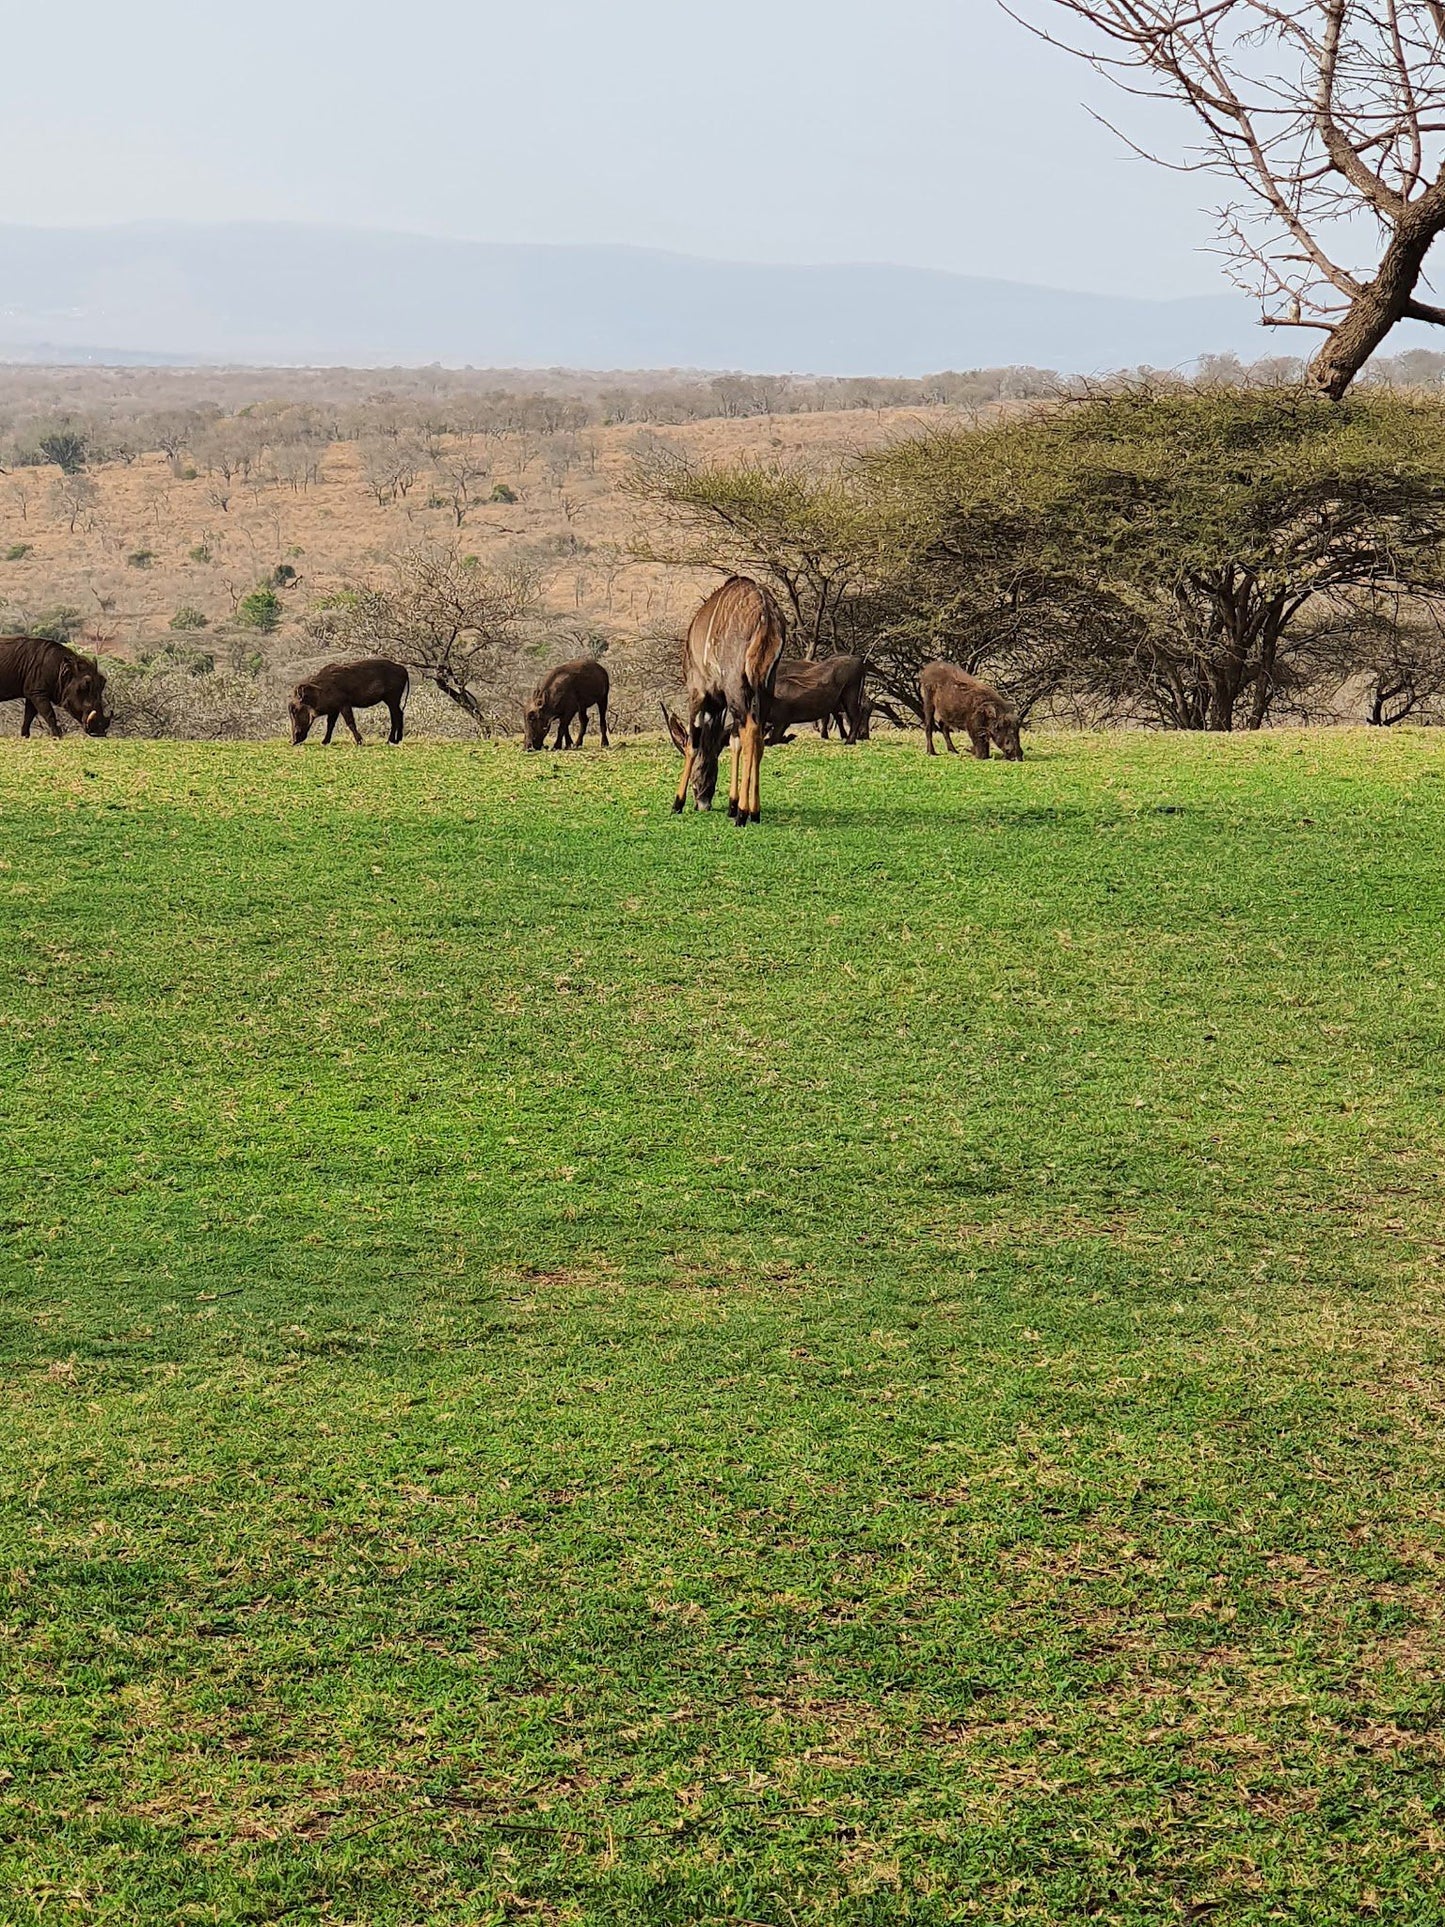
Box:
left=1246, top=603, right=1287, bottom=730
left=430, top=666, right=488, bottom=729
left=1306, top=212, right=1445, bottom=399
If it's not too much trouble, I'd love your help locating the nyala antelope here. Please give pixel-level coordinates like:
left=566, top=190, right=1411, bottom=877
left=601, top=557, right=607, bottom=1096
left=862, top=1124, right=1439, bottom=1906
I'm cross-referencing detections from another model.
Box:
left=671, top=577, right=786, bottom=825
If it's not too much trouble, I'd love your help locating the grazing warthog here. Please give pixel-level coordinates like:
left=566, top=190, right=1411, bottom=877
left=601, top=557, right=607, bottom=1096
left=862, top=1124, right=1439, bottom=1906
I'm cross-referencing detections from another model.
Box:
left=523, top=659, right=610, bottom=750
left=0, top=636, right=111, bottom=737
left=671, top=577, right=786, bottom=825
left=820, top=696, right=910, bottom=742
left=289, top=657, right=409, bottom=746
left=764, top=655, right=868, bottom=745
left=919, top=661, right=1023, bottom=760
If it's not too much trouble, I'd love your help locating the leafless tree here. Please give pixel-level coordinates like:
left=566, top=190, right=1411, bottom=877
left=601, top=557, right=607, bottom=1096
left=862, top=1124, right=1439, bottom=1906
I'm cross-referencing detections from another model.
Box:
left=272, top=438, right=327, bottom=492
left=360, top=435, right=425, bottom=509
left=433, top=440, right=492, bottom=527
left=308, top=545, right=541, bottom=727
left=195, top=422, right=262, bottom=484
left=1318, top=592, right=1445, bottom=716
left=49, top=472, right=98, bottom=534
left=1012, top=1, right=1445, bottom=395
left=144, top=480, right=172, bottom=530
left=150, top=410, right=203, bottom=464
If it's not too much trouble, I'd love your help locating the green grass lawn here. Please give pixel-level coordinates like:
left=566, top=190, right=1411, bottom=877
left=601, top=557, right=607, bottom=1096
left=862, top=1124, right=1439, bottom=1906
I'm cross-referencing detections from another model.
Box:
left=4, top=728, right=1445, bottom=1925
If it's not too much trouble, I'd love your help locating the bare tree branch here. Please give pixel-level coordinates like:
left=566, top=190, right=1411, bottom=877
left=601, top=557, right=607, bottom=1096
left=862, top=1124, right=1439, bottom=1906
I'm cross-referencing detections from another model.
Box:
left=1007, top=0, right=1445, bottom=393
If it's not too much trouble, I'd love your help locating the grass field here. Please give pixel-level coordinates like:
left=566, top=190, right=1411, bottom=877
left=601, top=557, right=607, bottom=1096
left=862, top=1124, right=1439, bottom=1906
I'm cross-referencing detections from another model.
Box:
left=4, top=728, right=1445, bottom=1925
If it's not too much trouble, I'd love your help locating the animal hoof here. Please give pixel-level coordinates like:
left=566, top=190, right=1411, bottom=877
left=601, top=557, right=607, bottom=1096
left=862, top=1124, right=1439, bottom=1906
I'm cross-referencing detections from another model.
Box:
left=671, top=796, right=685, bottom=814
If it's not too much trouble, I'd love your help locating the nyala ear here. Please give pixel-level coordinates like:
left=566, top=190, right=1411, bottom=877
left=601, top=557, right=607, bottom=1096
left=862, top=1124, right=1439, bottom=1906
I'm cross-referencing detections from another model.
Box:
left=297, top=684, right=318, bottom=708
left=660, top=704, right=688, bottom=754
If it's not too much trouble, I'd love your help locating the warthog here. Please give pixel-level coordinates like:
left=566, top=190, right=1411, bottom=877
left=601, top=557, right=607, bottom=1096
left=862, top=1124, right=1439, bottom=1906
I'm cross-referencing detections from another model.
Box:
left=919, top=661, right=1023, bottom=760
left=0, top=636, right=111, bottom=737
left=764, top=655, right=868, bottom=745
left=523, top=659, right=610, bottom=750
left=290, top=657, right=409, bottom=745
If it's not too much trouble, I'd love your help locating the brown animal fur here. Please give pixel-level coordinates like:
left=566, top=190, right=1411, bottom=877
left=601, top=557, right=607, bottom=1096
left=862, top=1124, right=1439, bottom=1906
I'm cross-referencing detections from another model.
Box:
left=523, top=659, right=610, bottom=750
left=764, top=655, right=868, bottom=745
left=290, top=657, right=409, bottom=746
left=673, top=577, right=786, bottom=825
left=0, top=636, right=111, bottom=737
left=661, top=702, right=728, bottom=806
left=918, top=661, right=1022, bottom=761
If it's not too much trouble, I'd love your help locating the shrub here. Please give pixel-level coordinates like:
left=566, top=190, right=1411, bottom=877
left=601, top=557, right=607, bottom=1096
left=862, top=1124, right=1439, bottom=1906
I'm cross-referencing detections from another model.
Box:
left=7, top=605, right=84, bottom=642
left=490, top=482, right=518, bottom=503
left=169, top=606, right=209, bottom=631
left=139, top=642, right=214, bottom=677
left=127, top=550, right=155, bottom=569
left=236, top=586, right=283, bottom=634
left=108, top=662, right=275, bottom=739
left=5, top=543, right=31, bottom=561
left=270, top=563, right=297, bottom=588
left=189, top=543, right=212, bottom=564
left=37, top=429, right=88, bottom=474
left=308, top=544, right=538, bottom=729
left=542, top=531, right=591, bottom=557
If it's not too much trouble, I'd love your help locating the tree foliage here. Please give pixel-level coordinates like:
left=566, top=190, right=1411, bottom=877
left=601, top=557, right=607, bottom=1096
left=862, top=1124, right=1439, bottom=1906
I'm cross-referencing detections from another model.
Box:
left=626, top=447, right=873, bottom=659
left=236, top=586, right=283, bottom=634
left=634, top=387, right=1445, bottom=729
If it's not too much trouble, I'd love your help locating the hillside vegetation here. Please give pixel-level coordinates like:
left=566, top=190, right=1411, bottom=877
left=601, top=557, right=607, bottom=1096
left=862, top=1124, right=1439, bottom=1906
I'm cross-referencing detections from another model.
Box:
left=9, top=368, right=1445, bottom=740
left=0, top=389, right=961, bottom=734
left=4, top=731, right=1445, bottom=1921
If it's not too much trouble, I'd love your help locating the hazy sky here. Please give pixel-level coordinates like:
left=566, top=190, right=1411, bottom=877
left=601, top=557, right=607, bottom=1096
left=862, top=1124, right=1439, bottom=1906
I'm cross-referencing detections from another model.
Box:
left=1, top=0, right=1224, bottom=299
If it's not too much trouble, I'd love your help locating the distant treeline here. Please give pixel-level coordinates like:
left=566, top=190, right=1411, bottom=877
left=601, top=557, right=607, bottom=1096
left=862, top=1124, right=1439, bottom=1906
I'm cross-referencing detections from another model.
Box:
left=4, top=348, right=1445, bottom=472
left=0, top=363, right=1051, bottom=470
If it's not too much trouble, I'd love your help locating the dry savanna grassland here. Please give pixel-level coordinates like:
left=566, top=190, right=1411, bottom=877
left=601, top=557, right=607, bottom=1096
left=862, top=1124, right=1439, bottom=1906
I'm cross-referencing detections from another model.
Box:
left=0, top=384, right=967, bottom=737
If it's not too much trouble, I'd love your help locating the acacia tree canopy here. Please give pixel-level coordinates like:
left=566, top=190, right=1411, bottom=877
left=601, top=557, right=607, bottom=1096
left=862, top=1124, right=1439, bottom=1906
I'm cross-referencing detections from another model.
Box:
left=960, top=387, right=1445, bottom=727
left=635, top=388, right=1445, bottom=729
left=625, top=447, right=874, bottom=659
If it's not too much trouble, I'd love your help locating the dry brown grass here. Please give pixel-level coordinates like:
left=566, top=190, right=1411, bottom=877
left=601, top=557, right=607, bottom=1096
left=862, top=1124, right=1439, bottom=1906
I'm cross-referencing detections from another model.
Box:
left=0, top=404, right=956, bottom=734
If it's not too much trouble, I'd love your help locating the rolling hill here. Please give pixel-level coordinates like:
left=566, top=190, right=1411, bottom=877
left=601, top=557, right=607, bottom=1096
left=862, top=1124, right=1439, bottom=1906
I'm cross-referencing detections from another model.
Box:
left=0, top=220, right=1275, bottom=374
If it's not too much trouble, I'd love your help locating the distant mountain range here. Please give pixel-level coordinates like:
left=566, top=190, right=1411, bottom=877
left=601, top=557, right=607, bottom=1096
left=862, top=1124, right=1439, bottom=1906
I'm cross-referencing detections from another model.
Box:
left=0, top=221, right=1278, bottom=375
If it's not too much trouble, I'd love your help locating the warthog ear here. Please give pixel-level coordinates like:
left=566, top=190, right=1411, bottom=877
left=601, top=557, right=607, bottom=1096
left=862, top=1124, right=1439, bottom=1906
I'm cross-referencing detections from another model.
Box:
left=660, top=704, right=688, bottom=754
